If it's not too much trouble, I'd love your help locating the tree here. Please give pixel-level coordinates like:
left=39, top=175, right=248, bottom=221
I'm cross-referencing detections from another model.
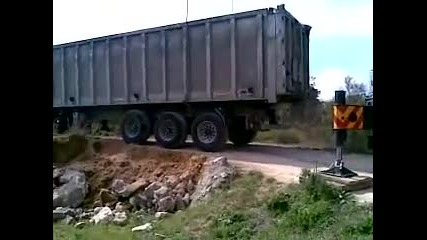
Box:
left=308, top=76, right=320, bottom=102
left=344, top=76, right=366, bottom=96
left=343, top=76, right=367, bottom=104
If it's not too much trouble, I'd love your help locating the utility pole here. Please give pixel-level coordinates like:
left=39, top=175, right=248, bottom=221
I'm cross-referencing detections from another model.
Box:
left=231, top=0, right=234, bottom=13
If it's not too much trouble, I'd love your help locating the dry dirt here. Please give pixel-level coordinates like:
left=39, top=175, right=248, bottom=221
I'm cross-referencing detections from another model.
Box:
left=231, top=160, right=373, bottom=204
left=53, top=138, right=206, bottom=207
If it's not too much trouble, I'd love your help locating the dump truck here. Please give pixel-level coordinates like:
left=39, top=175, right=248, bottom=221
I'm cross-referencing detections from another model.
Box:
left=53, top=4, right=312, bottom=152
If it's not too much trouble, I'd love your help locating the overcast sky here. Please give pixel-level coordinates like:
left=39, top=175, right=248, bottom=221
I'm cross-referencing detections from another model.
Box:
left=53, top=0, right=373, bottom=100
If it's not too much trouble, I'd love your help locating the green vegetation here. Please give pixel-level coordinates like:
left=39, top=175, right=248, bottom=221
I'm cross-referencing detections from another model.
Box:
left=53, top=171, right=373, bottom=240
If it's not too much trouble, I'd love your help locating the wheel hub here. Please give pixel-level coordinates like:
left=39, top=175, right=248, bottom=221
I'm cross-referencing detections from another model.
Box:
left=124, top=118, right=141, bottom=138
left=196, top=121, right=217, bottom=144
left=158, top=119, right=177, bottom=142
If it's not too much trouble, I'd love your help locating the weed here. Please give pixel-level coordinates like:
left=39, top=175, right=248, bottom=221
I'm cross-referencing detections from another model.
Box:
left=266, top=192, right=291, bottom=216
left=211, top=211, right=256, bottom=240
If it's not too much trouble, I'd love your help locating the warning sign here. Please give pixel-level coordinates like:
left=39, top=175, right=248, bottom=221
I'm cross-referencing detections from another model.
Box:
left=333, top=105, right=364, bottom=130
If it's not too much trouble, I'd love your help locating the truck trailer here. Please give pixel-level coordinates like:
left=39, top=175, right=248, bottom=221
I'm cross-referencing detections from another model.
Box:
left=53, top=4, right=312, bottom=152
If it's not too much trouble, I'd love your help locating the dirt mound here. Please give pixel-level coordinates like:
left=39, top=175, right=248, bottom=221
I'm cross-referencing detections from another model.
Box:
left=53, top=135, right=90, bottom=163
left=55, top=138, right=206, bottom=207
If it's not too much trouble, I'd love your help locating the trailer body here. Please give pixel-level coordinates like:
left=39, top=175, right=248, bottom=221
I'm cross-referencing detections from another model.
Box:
left=53, top=4, right=312, bottom=152
left=53, top=5, right=310, bottom=108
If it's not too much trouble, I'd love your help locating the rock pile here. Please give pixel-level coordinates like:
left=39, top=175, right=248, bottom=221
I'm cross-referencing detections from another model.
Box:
left=53, top=154, right=236, bottom=227
left=191, top=156, right=236, bottom=206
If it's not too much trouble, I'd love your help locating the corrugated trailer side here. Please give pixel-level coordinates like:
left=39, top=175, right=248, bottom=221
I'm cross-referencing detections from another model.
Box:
left=53, top=5, right=310, bottom=108
left=53, top=4, right=311, bottom=152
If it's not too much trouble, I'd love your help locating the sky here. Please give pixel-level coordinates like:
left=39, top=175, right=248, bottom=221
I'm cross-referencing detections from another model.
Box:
left=53, top=0, right=373, bottom=100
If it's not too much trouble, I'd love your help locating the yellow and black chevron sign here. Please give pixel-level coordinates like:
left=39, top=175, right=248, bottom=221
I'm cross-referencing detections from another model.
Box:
left=333, top=105, right=364, bottom=130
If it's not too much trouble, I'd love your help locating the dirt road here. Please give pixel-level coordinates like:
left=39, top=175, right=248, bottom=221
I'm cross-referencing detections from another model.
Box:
left=215, top=144, right=373, bottom=173
left=55, top=135, right=372, bottom=174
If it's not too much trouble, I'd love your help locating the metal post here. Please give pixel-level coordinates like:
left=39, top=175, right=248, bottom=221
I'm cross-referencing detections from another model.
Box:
left=320, top=90, right=358, bottom=178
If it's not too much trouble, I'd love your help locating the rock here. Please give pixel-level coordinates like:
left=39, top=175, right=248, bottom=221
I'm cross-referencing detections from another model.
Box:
left=134, top=210, right=147, bottom=221
left=111, top=179, right=127, bottom=195
left=90, top=207, right=113, bottom=224
left=190, top=156, right=236, bottom=206
left=186, top=180, right=195, bottom=192
left=132, top=223, right=152, bottom=232
left=144, top=182, right=161, bottom=199
left=53, top=169, right=88, bottom=208
left=112, top=212, right=128, bottom=226
left=74, top=222, right=86, bottom=229
left=79, top=212, right=93, bottom=220
left=179, top=170, right=192, bottom=182
left=115, top=202, right=127, bottom=212
left=129, top=193, right=149, bottom=210
left=98, top=189, right=118, bottom=205
left=94, top=207, right=103, bottom=215
left=154, top=186, right=169, bottom=200
left=93, top=200, right=102, bottom=207
left=53, top=210, right=66, bottom=222
left=59, top=169, right=86, bottom=184
left=53, top=207, right=76, bottom=221
left=157, top=196, right=175, bottom=212
left=75, top=208, right=83, bottom=216
left=182, top=193, right=191, bottom=206
left=122, top=180, right=149, bottom=198
left=211, top=156, right=227, bottom=165
left=61, top=215, right=75, bottom=225
left=154, top=211, right=170, bottom=219
left=165, top=175, right=180, bottom=188
left=57, top=207, right=76, bottom=216
left=153, top=169, right=163, bottom=177
left=175, top=195, right=185, bottom=210
left=173, top=182, right=187, bottom=195
left=53, top=168, right=64, bottom=179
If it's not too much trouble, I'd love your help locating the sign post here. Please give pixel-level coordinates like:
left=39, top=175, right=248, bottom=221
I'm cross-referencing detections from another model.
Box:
left=320, top=90, right=358, bottom=178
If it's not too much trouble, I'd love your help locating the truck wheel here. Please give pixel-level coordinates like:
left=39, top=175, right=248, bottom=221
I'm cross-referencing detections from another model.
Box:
left=121, top=110, right=151, bottom=144
left=53, top=113, right=71, bottom=134
left=191, top=112, right=227, bottom=152
left=229, top=128, right=257, bottom=147
left=154, top=112, right=187, bottom=149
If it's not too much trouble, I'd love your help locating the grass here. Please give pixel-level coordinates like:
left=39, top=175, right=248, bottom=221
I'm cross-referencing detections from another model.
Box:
left=255, top=128, right=304, bottom=144
left=255, top=128, right=371, bottom=154
left=53, top=170, right=373, bottom=240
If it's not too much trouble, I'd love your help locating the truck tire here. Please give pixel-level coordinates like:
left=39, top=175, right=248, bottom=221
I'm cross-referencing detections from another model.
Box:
left=229, top=128, right=257, bottom=147
left=121, top=110, right=151, bottom=144
left=53, top=113, right=72, bottom=134
left=154, top=112, right=188, bottom=149
left=191, top=112, right=227, bottom=152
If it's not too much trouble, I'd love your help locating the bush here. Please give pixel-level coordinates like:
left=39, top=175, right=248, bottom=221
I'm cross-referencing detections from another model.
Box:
left=267, top=170, right=354, bottom=233
left=343, top=215, right=373, bottom=235
left=281, top=199, right=334, bottom=232
left=345, top=131, right=368, bottom=153
left=297, top=169, right=351, bottom=204
left=211, top=211, right=256, bottom=240
left=266, top=192, right=291, bottom=216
